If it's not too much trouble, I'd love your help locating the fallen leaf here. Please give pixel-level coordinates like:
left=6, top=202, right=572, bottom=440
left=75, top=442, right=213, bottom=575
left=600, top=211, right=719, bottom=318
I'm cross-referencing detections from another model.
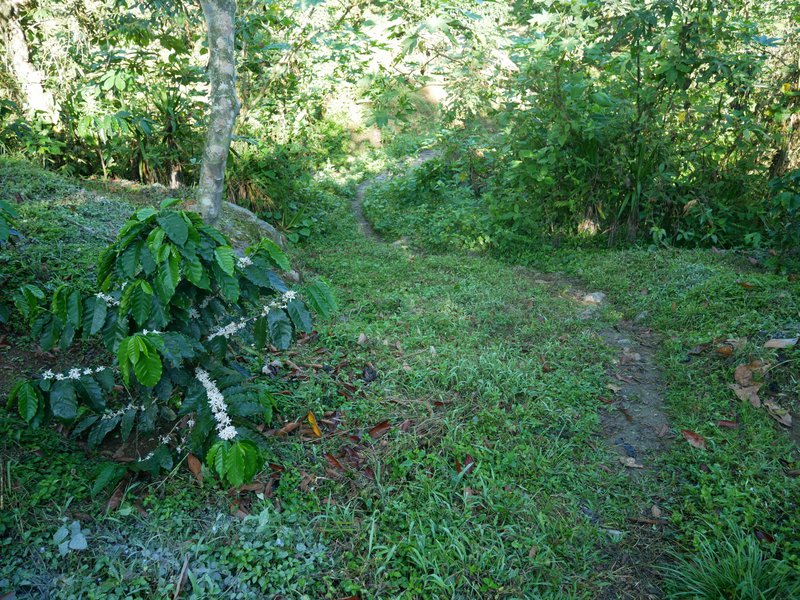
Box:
left=357, top=333, right=367, bottom=346
left=105, top=477, right=128, bottom=512
left=730, top=384, right=762, bottom=408
left=734, top=360, right=766, bottom=386
left=755, top=530, right=775, bottom=543
left=606, top=383, right=622, bottom=393
left=716, top=420, right=739, bottom=429
left=681, top=429, right=706, bottom=449
left=715, top=345, right=734, bottom=358
left=324, top=453, right=346, bottom=471
left=307, top=412, right=322, bottom=437
left=277, top=420, right=301, bottom=436
left=368, top=420, right=391, bottom=439
left=399, top=419, right=413, bottom=432
left=458, top=454, right=475, bottom=475
left=764, top=338, right=798, bottom=349
left=651, top=505, right=662, bottom=518
left=362, top=363, right=378, bottom=383
left=187, top=453, right=203, bottom=484
left=619, top=456, right=644, bottom=469
left=656, top=424, right=670, bottom=438
left=736, top=280, right=755, bottom=289
left=627, top=517, right=666, bottom=525
left=688, top=343, right=711, bottom=355
left=764, top=399, right=792, bottom=427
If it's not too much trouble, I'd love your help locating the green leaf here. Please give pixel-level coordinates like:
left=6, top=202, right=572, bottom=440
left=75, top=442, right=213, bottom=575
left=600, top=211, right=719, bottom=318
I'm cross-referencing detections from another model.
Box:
left=157, top=212, right=189, bottom=247
left=88, top=414, right=121, bottom=448
left=254, top=239, right=290, bottom=271
left=66, top=290, right=82, bottom=328
left=91, top=463, right=126, bottom=496
left=214, top=246, right=235, bottom=275
left=136, top=207, right=157, bottom=221
left=117, top=338, right=131, bottom=385
left=146, top=227, right=166, bottom=258
left=286, top=299, right=313, bottom=333
left=130, top=281, right=153, bottom=326
left=118, top=241, right=142, bottom=278
left=50, top=380, right=77, bottom=420
left=305, top=279, right=337, bottom=318
left=225, top=442, right=246, bottom=487
left=133, top=345, right=162, bottom=387
left=97, top=247, right=116, bottom=288
left=268, top=310, right=293, bottom=350
left=159, top=197, right=181, bottom=210
left=120, top=407, right=136, bottom=440
left=253, top=316, right=267, bottom=348
left=88, top=296, right=107, bottom=335
left=11, top=381, right=41, bottom=422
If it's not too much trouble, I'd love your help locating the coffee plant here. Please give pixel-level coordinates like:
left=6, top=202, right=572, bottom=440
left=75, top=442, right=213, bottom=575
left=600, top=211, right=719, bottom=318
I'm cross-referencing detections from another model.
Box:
left=7, top=198, right=336, bottom=486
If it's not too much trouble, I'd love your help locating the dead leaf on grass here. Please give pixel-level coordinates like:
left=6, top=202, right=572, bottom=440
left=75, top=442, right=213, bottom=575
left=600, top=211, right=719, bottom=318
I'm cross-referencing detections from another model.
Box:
left=187, top=453, right=203, bottom=484
left=324, top=453, right=346, bottom=471
left=357, top=333, right=367, bottom=346
left=368, top=420, right=391, bottom=439
left=716, top=420, right=739, bottom=429
left=681, top=429, right=706, bottom=449
left=619, top=456, right=644, bottom=469
left=764, top=338, right=798, bottom=349
left=456, top=454, right=476, bottom=475
left=763, top=399, right=792, bottom=427
left=734, top=360, right=767, bottom=386
left=307, top=411, right=322, bottom=437
left=730, top=384, right=762, bottom=408
left=277, top=420, right=301, bottom=436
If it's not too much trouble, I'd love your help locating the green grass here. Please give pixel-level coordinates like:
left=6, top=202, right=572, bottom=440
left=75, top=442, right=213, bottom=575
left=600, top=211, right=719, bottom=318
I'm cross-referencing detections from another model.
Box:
left=1, top=157, right=799, bottom=598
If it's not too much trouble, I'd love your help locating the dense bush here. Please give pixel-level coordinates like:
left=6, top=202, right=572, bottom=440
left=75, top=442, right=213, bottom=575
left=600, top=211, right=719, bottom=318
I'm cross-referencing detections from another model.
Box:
left=7, top=200, right=336, bottom=486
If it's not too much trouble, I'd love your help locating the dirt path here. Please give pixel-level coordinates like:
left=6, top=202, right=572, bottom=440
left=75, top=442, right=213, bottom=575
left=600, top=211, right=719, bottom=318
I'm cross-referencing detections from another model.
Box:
left=353, top=154, right=673, bottom=598
left=352, top=149, right=440, bottom=239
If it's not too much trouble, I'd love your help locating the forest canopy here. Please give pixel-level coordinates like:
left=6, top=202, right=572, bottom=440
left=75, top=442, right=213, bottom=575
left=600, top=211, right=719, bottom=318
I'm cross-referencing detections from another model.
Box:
left=1, top=0, right=797, bottom=254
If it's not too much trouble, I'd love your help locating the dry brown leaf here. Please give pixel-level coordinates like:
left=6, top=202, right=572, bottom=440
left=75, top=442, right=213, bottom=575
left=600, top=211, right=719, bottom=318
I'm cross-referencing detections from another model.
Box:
left=324, top=453, right=346, bottom=471
left=277, top=420, right=301, bottom=436
left=681, top=429, right=706, bottom=449
left=187, top=453, right=203, bottom=485
left=734, top=360, right=766, bottom=387
left=764, top=338, right=798, bottom=349
left=730, top=384, right=762, bottom=408
left=715, top=345, right=734, bottom=357
left=368, top=420, right=391, bottom=439
left=764, top=400, right=792, bottom=427
left=716, top=420, right=739, bottom=429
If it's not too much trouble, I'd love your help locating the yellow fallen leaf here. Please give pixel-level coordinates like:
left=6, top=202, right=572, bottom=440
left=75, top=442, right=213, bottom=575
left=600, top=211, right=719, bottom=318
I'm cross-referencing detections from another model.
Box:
left=307, top=411, right=322, bottom=437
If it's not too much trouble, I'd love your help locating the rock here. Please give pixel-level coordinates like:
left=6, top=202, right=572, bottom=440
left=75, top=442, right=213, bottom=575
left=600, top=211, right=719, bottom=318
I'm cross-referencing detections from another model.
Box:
left=582, top=292, right=606, bottom=305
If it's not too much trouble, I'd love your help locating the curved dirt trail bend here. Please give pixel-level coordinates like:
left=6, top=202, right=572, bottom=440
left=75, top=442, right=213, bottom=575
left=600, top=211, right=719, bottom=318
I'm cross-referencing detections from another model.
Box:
left=353, top=152, right=673, bottom=599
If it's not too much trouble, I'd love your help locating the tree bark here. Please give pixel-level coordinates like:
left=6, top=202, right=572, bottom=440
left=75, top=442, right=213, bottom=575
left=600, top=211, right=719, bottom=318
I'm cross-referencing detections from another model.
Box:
left=197, top=0, right=240, bottom=225
left=2, top=7, right=59, bottom=123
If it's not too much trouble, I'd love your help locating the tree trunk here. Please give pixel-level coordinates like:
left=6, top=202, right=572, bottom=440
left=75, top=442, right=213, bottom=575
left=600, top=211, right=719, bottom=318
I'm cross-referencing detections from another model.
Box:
left=2, top=9, right=59, bottom=123
left=197, top=0, right=240, bottom=225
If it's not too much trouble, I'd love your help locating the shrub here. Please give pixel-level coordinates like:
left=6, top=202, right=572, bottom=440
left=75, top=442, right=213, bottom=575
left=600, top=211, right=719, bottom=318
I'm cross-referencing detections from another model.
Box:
left=7, top=199, right=336, bottom=486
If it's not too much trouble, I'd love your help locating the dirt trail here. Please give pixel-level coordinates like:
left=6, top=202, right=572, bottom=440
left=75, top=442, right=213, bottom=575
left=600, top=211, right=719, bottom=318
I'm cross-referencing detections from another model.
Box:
left=352, top=149, right=439, bottom=239
left=353, top=154, right=673, bottom=599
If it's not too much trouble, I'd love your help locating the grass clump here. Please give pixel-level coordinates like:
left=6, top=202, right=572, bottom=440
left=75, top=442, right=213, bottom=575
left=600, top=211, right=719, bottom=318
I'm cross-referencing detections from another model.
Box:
left=665, top=524, right=800, bottom=599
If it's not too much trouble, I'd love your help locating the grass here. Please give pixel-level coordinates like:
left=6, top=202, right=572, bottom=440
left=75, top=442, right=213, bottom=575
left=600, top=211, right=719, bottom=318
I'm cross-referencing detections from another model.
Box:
left=1, top=155, right=799, bottom=598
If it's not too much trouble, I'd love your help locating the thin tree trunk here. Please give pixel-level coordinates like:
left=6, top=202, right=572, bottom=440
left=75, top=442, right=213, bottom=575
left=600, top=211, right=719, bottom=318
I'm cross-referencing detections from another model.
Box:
left=197, top=0, right=240, bottom=225
left=2, top=10, right=59, bottom=123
